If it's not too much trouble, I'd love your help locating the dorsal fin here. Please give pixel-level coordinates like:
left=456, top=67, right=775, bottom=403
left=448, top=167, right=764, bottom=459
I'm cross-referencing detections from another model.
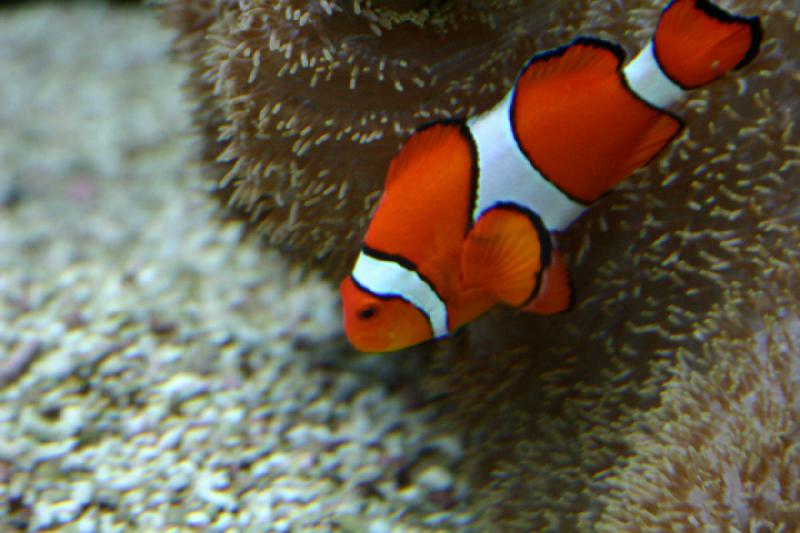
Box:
left=512, top=37, right=682, bottom=204
left=517, top=37, right=626, bottom=89
left=384, top=119, right=474, bottom=190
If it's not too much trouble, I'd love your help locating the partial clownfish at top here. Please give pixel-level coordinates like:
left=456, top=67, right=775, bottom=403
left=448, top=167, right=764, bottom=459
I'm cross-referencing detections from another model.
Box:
left=340, top=0, right=762, bottom=353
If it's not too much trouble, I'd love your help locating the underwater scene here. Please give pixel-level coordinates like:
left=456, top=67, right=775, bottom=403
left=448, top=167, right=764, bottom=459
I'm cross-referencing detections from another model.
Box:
left=0, top=0, right=797, bottom=531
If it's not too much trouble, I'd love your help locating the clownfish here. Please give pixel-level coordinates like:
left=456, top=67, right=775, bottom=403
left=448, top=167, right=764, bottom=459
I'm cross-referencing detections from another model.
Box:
left=340, top=0, right=762, bottom=352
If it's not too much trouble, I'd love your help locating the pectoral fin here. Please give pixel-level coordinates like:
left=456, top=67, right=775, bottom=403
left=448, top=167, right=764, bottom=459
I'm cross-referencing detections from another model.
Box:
left=461, top=206, right=546, bottom=307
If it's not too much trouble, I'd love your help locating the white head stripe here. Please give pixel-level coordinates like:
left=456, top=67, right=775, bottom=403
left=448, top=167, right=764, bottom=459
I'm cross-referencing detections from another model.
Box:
left=468, top=92, right=586, bottom=232
left=351, top=251, right=449, bottom=338
left=623, top=42, right=685, bottom=109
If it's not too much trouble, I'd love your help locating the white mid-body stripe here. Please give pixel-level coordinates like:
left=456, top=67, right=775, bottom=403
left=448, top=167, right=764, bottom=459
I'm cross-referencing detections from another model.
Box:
left=351, top=251, right=449, bottom=338
left=467, top=91, right=586, bottom=232
left=623, top=42, right=685, bottom=109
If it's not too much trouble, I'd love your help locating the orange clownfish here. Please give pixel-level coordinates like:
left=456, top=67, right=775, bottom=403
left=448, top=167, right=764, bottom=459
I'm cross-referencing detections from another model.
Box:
left=340, top=0, right=762, bottom=352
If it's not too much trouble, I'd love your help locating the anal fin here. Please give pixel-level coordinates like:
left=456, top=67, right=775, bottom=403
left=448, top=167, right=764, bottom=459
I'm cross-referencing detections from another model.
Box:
left=521, top=248, right=573, bottom=314
left=461, top=207, right=545, bottom=307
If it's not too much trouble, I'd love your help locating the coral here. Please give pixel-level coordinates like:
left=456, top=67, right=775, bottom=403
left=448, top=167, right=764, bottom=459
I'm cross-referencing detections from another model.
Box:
left=161, top=0, right=592, bottom=277
left=163, top=0, right=800, bottom=529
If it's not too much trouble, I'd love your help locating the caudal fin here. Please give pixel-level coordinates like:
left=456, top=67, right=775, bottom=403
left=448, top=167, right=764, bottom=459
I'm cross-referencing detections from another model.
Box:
left=654, top=0, right=761, bottom=89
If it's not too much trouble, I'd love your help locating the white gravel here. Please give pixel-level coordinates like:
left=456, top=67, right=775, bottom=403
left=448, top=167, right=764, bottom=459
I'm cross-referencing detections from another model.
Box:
left=0, top=3, right=471, bottom=531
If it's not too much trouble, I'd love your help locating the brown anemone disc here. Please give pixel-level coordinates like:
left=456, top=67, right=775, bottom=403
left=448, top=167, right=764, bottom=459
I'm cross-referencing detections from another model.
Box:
left=423, top=0, right=800, bottom=529
left=161, top=0, right=591, bottom=277
left=164, top=0, right=800, bottom=529
left=597, top=297, right=800, bottom=531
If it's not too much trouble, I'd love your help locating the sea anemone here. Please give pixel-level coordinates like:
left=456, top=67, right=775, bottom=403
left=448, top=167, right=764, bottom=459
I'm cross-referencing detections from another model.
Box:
left=425, top=0, right=799, bottom=529
left=164, top=0, right=799, bottom=529
left=161, top=0, right=591, bottom=277
left=597, top=300, right=800, bottom=531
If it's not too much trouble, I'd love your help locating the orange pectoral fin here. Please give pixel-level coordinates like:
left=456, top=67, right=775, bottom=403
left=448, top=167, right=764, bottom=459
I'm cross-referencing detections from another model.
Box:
left=520, top=248, right=573, bottom=315
left=461, top=206, right=547, bottom=307
left=654, top=0, right=762, bottom=89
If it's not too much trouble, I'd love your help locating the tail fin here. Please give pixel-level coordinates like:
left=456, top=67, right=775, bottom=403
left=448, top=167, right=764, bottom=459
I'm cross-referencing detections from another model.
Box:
left=653, top=0, right=761, bottom=89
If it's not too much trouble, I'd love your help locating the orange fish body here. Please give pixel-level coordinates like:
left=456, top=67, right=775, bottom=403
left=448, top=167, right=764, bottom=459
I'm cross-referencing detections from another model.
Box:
left=341, top=0, right=762, bottom=353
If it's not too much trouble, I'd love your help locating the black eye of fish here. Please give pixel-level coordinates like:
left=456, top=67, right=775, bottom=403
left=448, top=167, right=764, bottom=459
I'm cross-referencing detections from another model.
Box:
left=358, top=305, right=378, bottom=320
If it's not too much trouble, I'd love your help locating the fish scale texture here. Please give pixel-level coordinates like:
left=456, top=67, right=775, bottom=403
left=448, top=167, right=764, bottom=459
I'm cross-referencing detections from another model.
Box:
left=0, top=4, right=470, bottom=531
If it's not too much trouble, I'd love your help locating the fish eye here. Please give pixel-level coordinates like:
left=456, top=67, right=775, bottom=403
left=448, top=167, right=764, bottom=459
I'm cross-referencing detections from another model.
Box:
left=357, top=304, right=379, bottom=320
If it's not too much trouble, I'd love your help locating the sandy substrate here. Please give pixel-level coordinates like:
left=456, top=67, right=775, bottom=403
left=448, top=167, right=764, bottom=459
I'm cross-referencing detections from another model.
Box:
left=0, top=3, right=470, bottom=530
